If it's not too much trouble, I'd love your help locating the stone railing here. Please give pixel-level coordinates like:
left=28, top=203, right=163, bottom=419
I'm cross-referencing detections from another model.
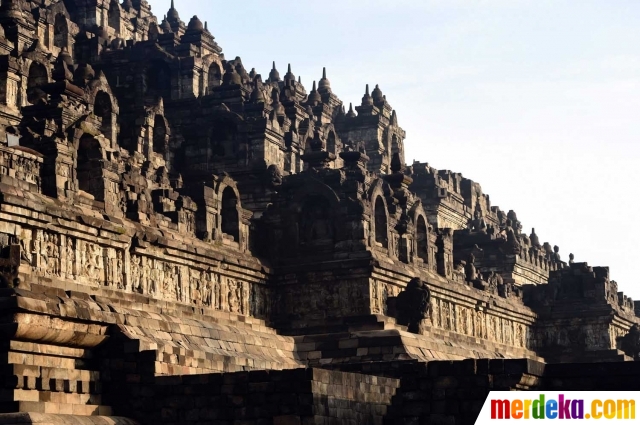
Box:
left=0, top=185, right=270, bottom=320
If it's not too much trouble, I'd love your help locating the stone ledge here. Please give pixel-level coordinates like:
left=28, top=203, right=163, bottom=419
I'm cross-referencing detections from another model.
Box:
left=0, top=413, right=138, bottom=425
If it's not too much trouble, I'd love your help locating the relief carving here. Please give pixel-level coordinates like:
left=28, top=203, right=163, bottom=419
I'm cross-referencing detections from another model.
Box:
left=371, top=279, right=381, bottom=314
left=162, top=264, right=178, bottom=301
left=131, top=255, right=142, bottom=293
left=64, top=237, right=74, bottom=279
left=190, top=269, right=201, bottom=304
left=80, top=241, right=104, bottom=283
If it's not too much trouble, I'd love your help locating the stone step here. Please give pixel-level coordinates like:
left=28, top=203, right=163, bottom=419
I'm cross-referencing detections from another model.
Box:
left=0, top=401, right=111, bottom=416
left=0, top=413, right=137, bottom=424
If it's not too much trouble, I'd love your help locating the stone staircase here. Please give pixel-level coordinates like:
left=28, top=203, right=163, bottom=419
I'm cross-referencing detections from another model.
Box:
left=291, top=314, right=544, bottom=372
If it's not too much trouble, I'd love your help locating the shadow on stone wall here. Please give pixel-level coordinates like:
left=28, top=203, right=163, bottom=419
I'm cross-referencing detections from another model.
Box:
left=96, top=359, right=640, bottom=425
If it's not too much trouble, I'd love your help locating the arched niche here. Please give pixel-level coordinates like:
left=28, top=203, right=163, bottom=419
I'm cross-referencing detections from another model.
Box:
left=26, top=62, right=48, bottom=104
left=53, top=14, right=68, bottom=49
left=221, top=186, right=239, bottom=242
left=210, top=120, right=236, bottom=158
left=76, top=134, right=105, bottom=201
left=208, top=62, right=221, bottom=91
left=374, top=196, right=388, bottom=248
left=146, top=60, right=171, bottom=100
left=27, top=62, right=48, bottom=88
left=107, top=0, right=121, bottom=32
left=416, top=215, right=428, bottom=263
left=299, top=196, right=334, bottom=253
left=94, top=91, right=114, bottom=141
left=152, top=114, right=168, bottom=154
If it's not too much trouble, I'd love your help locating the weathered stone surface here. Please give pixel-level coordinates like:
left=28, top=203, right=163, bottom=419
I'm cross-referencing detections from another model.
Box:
left=0, top=413, right=137, bottom=424
left=0, top=1, right=635, bottom=424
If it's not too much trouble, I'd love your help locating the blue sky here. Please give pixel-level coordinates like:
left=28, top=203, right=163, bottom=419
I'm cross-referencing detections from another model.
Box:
left=149, top=0, right=640, bottom=298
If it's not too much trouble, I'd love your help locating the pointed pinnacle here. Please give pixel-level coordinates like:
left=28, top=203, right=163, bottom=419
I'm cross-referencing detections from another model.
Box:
left=365, top=84, right=369, bottom=95
left=171, top=0, right=175, bottom=8
left=312, top=81, right=316, bottom=91
left=298, top=76, right=301, bottom=84
left=272, top=61, right=276, bottom=70
left=322, top=67, right=326, bottom=79
left=288, top=63, right=291, bottom=73
left=204, top=21, right=208, bottom=30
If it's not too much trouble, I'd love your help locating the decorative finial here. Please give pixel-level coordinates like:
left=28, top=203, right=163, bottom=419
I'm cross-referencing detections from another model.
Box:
left=284, top=63, right=295, bottom=83
left=372, top=84, right=384, bottom=102
left=167, top=0, right=180, bottom=21
left=318, top=67, right=331, bottom=92
left=268, top=62, right=280, bottom=82
left=205, top=21, right=208, bottom=30
left=361, top=84, right=373, bottom=106
left=307, top=81, right=321, bottom=105
left=347, top=103, right=356, bottom=117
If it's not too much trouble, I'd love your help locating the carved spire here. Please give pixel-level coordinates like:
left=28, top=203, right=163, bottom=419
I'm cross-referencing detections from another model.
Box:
left=361, top=84, right=373, bottom=106
left=318, top=67, right=331, bottom=92
left=160, top=15, right=171, bottom=32
left=167, top=0, right=180, bottom=22
left=372, top=84, right=383, bottom=103
left=250, top=80, right=265, bottom=103
left=284, top=63, right=295, bottom=83
left=347, top=102, right=356, bottom=117
left=268, top=61, right=280, bottom=82
left=307, top=81, right=321, bottom=106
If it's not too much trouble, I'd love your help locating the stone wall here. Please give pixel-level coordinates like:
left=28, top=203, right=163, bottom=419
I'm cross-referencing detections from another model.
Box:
left=0, top=282, right=302, bottom=420
left=0, top=0, right=639, bottom=423
left=384, top=359, right=640, bottom=425
left=104, top=368, right=399, bottom=425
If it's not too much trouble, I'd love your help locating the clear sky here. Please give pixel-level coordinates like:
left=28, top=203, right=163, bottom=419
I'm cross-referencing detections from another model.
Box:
left=148, top=0, right=640, bottom=298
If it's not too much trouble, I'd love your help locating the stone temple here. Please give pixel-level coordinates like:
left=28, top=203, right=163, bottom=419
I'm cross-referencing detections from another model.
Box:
left=0, top=1, right=638, bottom=424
